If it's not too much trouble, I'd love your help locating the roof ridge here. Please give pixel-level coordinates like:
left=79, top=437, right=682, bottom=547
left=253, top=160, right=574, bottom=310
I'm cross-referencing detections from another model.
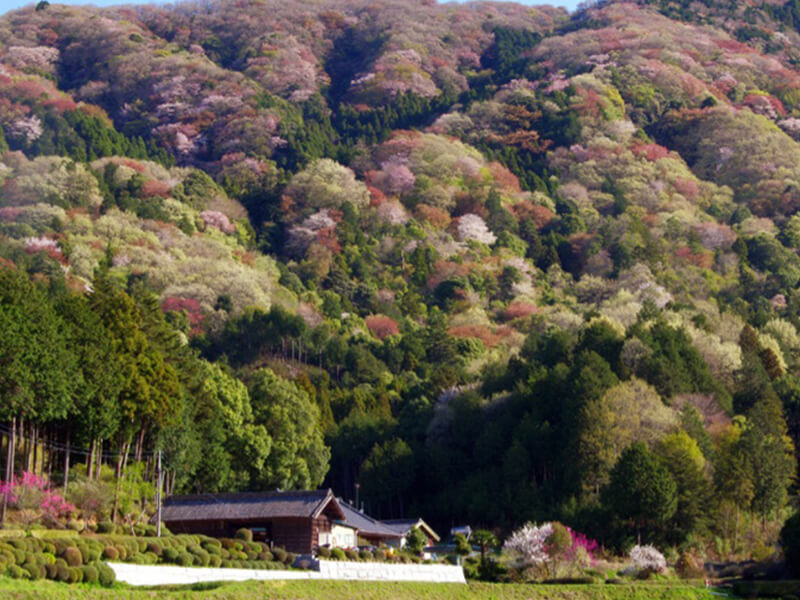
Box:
left=166, top=489, right=330, bottom=502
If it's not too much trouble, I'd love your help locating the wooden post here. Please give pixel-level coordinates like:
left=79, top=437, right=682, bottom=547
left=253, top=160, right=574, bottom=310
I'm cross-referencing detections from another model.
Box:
left=156, top=450, right=162, bottom=538
left=63, top=426, right=70, bottom=495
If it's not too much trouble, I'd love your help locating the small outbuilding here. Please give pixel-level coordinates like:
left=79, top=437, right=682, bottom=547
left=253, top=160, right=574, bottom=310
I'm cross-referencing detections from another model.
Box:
left=336, top=499, right=404, bottom=547
left=383, top=518, right=441, bottom=548
left=160, top=489, right=345, bottom=555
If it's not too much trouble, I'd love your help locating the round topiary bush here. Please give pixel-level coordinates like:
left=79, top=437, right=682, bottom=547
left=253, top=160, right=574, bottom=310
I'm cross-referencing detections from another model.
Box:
left=146, top=542, right=163, bottom=556
left=331, top=548, right=346, bottom=561
left=81, top=564, right=99, bottom=584
left=272, top=547, right=287, bottom=563
left=56, top=564, right=71, bottom=582
left=24, top=564, right=44, bottom=580
left=359, top=550, right=372, bottom=561
left=63, top=547, right=82, bottom=567
left=317, top=547, right=331, bottom=558
left=163, top=547, right=179, bottom=563
left=209, top=555, right=222, bottom=567
left=102, top=546, right=118, bottom=560
left=96, top=562, right=116, bottom=587
left=177, top=552, right=193, bottom=566
left=285, top=552, right=297, bottom=565
left=45, top=563, right=58, bottom=579
left=374, top=549, right=386, bottom=561
left=116, top=545, right=128, bottom=561
left=8, top=564, right=28, bottom=579
left=345, top=549, right=358, bottom=561
left=68, top=566, right=83, bottom=583
left=234, top=528, right=253, bottom=542
left=96, top=522, right=114, bottom=534
left=258, top=551, right=274, bottom=562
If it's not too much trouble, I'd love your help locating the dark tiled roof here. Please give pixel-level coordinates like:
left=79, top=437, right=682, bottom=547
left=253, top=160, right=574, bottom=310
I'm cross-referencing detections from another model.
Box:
left=337, top=499, right=403, bottom=539
left=162, top=489, right=343, bottom=522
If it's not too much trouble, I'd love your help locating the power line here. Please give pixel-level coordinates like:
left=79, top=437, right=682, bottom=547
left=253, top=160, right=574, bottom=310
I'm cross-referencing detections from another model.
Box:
left=0, top=424, right=157, bottom=459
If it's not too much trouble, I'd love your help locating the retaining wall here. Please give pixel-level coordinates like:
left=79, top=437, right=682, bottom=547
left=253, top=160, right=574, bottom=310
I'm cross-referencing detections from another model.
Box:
left=317, top=559, right=465, bottom=583
left=109, top=559, right=465, bottom=586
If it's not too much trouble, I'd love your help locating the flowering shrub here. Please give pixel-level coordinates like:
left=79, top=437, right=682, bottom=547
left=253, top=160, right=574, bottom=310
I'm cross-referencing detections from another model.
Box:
left=1, top=471, right=75, bottom=526
left=365, top=314, right=400, bottom=339
left=504, top=522, right=600, bottom=577
left=200, top=210, right=235, bottom=234
left=568, top=527, right=599, bottom=564
left=503, top=522, right=553, bottom=567
left=629, top=544, right=667, bottom=574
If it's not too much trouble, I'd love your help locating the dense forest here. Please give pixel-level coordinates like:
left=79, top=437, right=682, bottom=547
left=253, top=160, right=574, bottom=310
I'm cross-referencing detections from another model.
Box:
left=4, top=0, right=800, bottom=559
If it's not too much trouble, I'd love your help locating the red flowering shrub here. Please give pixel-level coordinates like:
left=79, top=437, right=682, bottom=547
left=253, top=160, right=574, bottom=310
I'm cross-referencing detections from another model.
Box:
left=140, top=179, right=171, bottom=198
left=504, top=301, right=539, bottom=320
left=366, top=314, right=400, bottom=339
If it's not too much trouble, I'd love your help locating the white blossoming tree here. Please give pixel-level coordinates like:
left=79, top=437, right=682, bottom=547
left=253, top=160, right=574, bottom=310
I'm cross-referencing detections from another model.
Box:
left=503, top=521, right=553, bottom=569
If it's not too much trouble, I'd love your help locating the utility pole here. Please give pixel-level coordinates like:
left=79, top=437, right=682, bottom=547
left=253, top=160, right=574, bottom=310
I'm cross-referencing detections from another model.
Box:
left=2, top=416, right=16, bottom=526
left=156, top=449, right=162, bottom=538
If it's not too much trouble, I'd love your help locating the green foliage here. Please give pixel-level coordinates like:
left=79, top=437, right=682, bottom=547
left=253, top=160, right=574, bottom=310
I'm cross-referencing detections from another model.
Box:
left=604, top=443, right=678, bottom=543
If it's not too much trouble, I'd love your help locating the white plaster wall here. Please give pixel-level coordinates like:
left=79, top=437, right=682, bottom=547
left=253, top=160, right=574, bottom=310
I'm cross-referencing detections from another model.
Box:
left=109, top=563, right=318, bottom=586
left=109, top=560, right=466, bottom=586
left=317, top=560, right=466, bottom=583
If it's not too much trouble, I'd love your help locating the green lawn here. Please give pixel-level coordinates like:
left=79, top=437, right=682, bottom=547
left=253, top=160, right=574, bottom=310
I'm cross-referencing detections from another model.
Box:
left=0, top=577, right=733, bottom=599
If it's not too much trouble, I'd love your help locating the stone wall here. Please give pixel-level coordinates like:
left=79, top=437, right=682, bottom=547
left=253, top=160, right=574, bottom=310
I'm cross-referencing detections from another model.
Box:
left=109, top=559, right=466, bottom=586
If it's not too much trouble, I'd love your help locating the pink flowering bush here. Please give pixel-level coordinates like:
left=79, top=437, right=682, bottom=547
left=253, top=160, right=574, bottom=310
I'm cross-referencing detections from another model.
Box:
left=200, top=210, right=236, bottom=234
left=1, top=471, right=75, bottom=527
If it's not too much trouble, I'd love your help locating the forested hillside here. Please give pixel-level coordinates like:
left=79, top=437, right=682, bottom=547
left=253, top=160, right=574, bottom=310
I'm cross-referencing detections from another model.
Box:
left=3, top=0, right=800, bottom=557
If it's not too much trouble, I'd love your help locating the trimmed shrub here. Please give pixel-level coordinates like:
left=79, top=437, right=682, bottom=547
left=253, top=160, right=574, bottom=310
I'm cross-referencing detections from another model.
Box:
left=8, top=564, right=28, bottom=579
left=258, top=551, right=274, bottom=562
left=234, top=528, right=253, bottom=542
left=163, top=547, right=179, bottom=562
left=209, top=554, right=222, bottom=567
left=24, top=563, right=45, bottom=580
left=63, top=547, right=82, bottom=567
left=331, top=548, right=346, bottom=561
left=102, top=546, right=118, bottom=560
left=147, top=542, right=163, bottom=556
left=317, top=547, right=331, bottom=558
left=77, top=544, right=90, bottom=564
left=68, top=566, right=83, bottom=583
left=46, top=563, right=58, bottom=579
left=272, top=547, right=287, bottom=563
left=286, top=552, right=297, bottom=565
left=345, top=549, right=358, bottom=561
left=177, top=552, right=193, bottom=566
left=374, top=549, right=386, bottom=561
left=97, top=562, right=116, bottom=587
left=56, top=563, right=71, bottom=582
left=81, top=564, right=99, bottom=584
left=359, top=550, right=373, bottom=561
left=96, top=522, right=114, bottom=534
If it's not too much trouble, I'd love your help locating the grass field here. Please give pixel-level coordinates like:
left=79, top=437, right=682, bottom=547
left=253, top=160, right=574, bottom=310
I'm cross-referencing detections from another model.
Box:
left=0, top=577, right=734, bottom=599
